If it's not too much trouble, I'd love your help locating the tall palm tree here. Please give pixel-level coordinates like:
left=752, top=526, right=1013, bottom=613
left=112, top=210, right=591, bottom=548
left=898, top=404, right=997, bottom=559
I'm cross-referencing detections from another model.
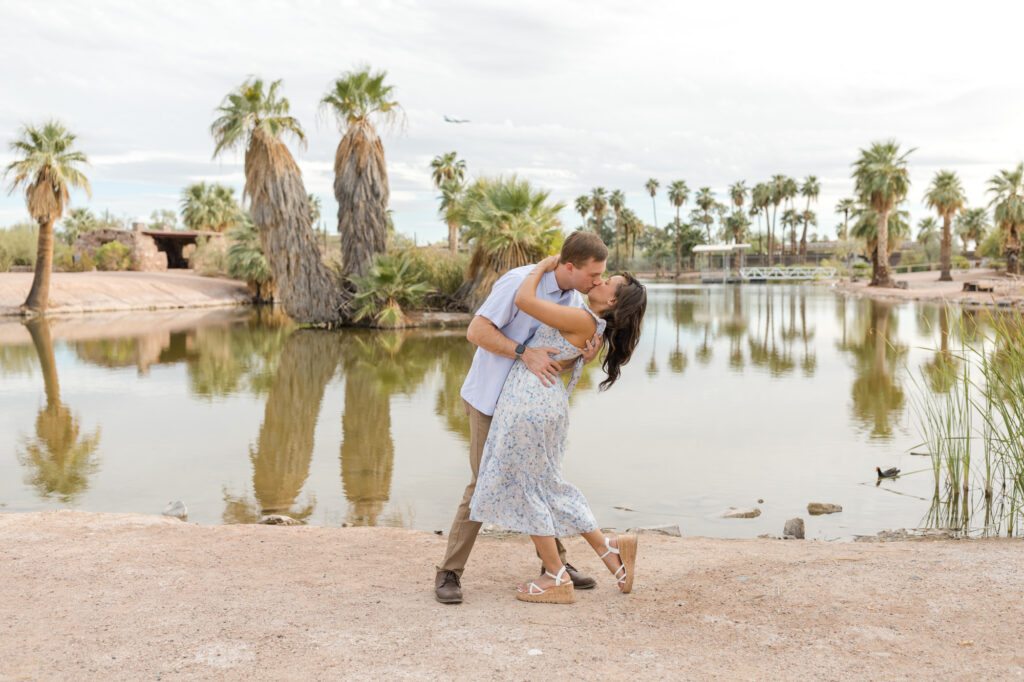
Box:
left=852, top=140, right=913, bottom=287
left=438, top=178, right=464, bottom=254
left=621, top=207, right=643, bottom=258
left=917, top=216, right=940, bottom=262
left=835, top=198, right=855, bottom=240
left=430, top=151, right=465, bottom=188
left=4, top=120, right=91, bottom=313
left=212, top=77, right=349, bottom=324
left=608, top=189, right=626, bottom=266
left=320, top=66, right=401, bottom=278
left=695, top=187, right=715, bottom=242
left=180, top=182, right=243, bottom=232
left=729, top=181, right=747, bottom=212
left=667, top=181, right=690, bottom=275
left=798, top=175, right=820, bottom=259
left=752, top=182, right=772, bottom=261
left=924, top=169, right=966, bottom=281
left=781, top=208, right=799, bottom=255
left=574, top=194, right=590, bottom=230
left=768, top=175, right=788, bottom=265
left=454, top=176, right=564, bottom=310
left=956, top=207, right=989, bottom=258
left=590, top=187, right=608, bottom=236
left=645, top=178, right=660, bottom=228
left=851, top=205, right=911, bottom=283
left=726, top=210, right=751, bottom=270
left=987, top=162, right=1024, bottom=275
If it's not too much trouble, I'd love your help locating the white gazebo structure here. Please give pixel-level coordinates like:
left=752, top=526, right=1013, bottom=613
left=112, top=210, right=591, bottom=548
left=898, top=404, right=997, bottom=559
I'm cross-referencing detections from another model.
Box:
left=692, top=244, right=751, bottom=283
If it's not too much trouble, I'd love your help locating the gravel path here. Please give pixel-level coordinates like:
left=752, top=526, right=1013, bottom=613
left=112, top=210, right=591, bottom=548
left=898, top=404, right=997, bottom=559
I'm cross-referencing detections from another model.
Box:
left=2, top=511, right=1022, bottom=680
left=0, top=271, right=250, bottom=316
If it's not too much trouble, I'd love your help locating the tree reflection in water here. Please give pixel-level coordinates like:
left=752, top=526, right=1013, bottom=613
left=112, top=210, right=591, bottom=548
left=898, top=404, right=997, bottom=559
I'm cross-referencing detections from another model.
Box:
left=223, top=329, right=341, bottom=523
left=17, top=318, right=101, bottom=502
left=841, top=299, right=908, bottom=439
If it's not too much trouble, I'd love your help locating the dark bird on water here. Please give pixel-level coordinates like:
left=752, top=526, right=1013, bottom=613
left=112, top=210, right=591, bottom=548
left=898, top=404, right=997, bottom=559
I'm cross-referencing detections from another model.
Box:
left=876, top=467, right=900, bottom=478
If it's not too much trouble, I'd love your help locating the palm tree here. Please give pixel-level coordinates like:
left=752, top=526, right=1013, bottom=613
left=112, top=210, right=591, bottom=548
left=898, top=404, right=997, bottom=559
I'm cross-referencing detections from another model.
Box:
left=227, top=214, right=275, bottom=303
left=695, top=187, right=715, bottom=242
left=590, top=187, right=608, bottom=236
left=924, top=169, right=966, bottom=281
left=438, top=178, right=464, bottom=254
left=621, top=208, right=643, bottom=258
left=852, top=140, right=913, bottom=287
left=726, top=210, right=751, bottom=270
left=574, top=194, right=590, bottom=230
left=752, top=183, right=772, bottom=261
left=454, top=176, right=564, bottom=310
left=917, top=216, right=940, bottom=263
left=956, top=207, right=989, bottom=259
left=645, top=178, right=660, bottom=228
left=851, top=205, right=910, bottom=282
left=729, top=181, right=748, bottom=212
left=667, top=181, right=690, bottom=275
left=798, top=175, right=820, bottom=259
left=212, top=77, right=349, bottom=324
left=608, top=189, right=626, bottom=267
left=3, top=120, right=91, bottom=313
left=781, top=208, right=799, bottom=256
left=987, top=163, right=1024, bottom=275
left=430, top=151, right=465, bottom=188
left=835, top=198, right=855, bottom=240
left=320, top=66, right=401, bottom=278
left=180, top=182, right=243, bottom=232
left=768, top=175, right=788, bottom=265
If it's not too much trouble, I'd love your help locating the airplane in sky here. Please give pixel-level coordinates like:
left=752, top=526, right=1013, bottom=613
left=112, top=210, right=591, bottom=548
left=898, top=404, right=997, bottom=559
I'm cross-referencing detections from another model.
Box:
left=444, top=115, right=470, bottom=123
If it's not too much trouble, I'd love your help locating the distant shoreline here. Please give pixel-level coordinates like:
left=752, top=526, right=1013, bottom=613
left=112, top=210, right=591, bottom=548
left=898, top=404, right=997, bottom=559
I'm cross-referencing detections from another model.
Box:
left=827, top=268, right=1024, bottom=309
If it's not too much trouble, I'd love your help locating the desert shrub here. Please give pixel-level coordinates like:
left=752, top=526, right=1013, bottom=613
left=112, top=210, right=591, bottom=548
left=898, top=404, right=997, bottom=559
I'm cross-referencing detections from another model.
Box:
left=951, top=255, right=970, bottom=270
left=54, top=246, right=96, bottom=272
left=0, top=222, right=38, bottom=271
left=191, top=236, right=227, bottom=276
left=226, top=218, right=274, bottom=301
left=978, top=230, right=1002, bottom=259
left=94, top=241, right=131, bottom=271
left=402, top=247, right=469, bottom=296
left=352, top=252, right=432, bottom=327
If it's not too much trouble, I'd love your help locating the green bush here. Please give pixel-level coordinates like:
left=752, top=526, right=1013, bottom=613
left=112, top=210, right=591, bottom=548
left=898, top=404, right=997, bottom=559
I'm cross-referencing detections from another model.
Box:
left=951, top=255, right=970, bottom=270
left=352, top=252, right=433, bottom=327
left=978, top=230, right=1002, bottom=259
left=95, top=241, right=131, bottom=271
left=55, top=246, right=95, bottom=272
left=401, top=247, right=468, bottom=296
left=0, top=222, right=38, bottom=271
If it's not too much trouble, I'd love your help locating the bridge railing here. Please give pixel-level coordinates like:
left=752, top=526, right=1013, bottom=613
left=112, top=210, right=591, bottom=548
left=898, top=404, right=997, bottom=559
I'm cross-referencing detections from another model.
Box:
left=739, top=266, right=837, bottom=281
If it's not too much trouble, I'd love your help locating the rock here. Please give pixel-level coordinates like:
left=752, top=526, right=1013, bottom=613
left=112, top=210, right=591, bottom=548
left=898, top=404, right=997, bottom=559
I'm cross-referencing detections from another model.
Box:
left=783, top=517, right=805, bottom=539
left=722, top=507, right=761, bottom=519
left=162, top=500, right=187, bottom=520
left=757, top=499, right=764, bottom=504
left=807, top=502, right=842, bottom=515
left=258, top=515, right=300, bottom=526
left=628, top=524, right=681, bottom=537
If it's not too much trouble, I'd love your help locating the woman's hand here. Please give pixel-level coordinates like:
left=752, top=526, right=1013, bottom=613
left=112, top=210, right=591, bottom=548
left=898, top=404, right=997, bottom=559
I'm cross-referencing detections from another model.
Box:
left=535, top=254, right=560, bottom=273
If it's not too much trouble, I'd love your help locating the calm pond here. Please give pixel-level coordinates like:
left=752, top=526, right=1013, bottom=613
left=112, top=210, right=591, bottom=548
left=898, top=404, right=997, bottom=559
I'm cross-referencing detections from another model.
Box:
left=0, top=284, right=967, bottom=539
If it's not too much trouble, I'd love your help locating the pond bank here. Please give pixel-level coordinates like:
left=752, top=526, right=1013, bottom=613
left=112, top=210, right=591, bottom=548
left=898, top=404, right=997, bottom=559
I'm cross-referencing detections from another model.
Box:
left=2, top=510, right=1022, bottom=679
left=829, top=268, right=1024, bottom=309
left=0, top=271, right=251, bottom=316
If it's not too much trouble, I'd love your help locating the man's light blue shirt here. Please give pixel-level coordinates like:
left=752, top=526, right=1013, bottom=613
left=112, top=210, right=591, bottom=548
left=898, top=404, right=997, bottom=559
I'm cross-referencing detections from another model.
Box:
left=460, top=265, right=584, bottom=416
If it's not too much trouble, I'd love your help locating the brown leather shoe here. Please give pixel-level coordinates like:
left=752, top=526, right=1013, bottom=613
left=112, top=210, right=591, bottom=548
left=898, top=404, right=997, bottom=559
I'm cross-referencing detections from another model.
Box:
left=435, top=570, right=463, bottom=604
left=541, top=563, right=596, bottom=590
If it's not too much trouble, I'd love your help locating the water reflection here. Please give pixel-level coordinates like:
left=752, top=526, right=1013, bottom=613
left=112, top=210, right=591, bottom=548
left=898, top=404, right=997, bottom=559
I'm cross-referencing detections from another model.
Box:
left=223, top=329, right=341, bottom=523
left=840, top=300, right=908, bottom=438
left=17, top=318, right=101, bottom=502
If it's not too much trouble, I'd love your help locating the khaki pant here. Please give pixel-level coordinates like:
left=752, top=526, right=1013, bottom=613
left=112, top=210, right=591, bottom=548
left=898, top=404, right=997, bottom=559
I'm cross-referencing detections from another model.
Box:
left=437, top=399, right=566, bottom=577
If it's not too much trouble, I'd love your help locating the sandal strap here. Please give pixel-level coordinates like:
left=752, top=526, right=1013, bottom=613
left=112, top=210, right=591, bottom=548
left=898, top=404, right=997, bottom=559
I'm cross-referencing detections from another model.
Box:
left=598, top=537, right=621, bottom=560
left=544, top=565, right=569, bottom=585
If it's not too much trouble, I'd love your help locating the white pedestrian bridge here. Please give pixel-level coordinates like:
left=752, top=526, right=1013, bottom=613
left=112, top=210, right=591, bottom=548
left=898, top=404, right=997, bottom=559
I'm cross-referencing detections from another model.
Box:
left=739, top=266, right=837, bottom=281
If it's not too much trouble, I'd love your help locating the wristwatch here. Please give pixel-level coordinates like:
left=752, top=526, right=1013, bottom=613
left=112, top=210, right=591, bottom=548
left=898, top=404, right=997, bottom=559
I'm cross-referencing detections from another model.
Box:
left=514, top=343, right=527, bottom=359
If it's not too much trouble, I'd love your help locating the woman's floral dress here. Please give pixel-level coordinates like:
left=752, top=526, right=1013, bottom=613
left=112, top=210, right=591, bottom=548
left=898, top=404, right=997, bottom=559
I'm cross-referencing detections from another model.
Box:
left=469, top=310, right=606, bottom=536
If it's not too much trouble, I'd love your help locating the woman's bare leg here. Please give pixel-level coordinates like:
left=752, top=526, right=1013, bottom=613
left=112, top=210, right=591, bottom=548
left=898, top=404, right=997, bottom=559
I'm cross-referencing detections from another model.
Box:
left=521, top=535, right=565, bottom=591
left=581, top=529, right=625, bottom=590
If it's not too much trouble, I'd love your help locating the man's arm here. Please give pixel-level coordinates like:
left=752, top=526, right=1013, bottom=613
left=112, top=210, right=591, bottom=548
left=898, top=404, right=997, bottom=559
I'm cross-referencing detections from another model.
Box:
left=466, top=315, right=562, bottom=386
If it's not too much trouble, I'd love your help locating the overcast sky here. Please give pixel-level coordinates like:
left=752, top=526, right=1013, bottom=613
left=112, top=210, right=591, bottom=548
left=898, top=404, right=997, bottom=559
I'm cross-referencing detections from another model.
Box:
left=2, top=0, right=1023, bottom=243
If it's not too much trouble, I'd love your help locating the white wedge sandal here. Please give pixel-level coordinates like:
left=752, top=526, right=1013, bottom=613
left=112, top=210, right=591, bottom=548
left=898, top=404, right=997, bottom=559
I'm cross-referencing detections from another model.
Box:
left=515, top=565, right=576, bottom=604
left=599, top=533, right=638, bottom=594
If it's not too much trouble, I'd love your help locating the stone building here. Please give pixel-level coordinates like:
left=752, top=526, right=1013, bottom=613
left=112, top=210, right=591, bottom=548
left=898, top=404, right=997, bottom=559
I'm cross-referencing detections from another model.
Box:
left=73, top=223, right=223, bottom=272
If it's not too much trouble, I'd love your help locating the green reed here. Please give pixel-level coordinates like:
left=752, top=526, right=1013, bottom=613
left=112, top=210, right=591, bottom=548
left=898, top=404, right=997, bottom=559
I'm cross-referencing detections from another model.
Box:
left=911, top=307, right=1024, bottom=536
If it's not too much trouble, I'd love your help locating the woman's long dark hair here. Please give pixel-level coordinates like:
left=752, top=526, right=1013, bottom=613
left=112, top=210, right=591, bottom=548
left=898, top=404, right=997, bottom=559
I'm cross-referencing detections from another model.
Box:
left=598, top=272, right=647, bottom=390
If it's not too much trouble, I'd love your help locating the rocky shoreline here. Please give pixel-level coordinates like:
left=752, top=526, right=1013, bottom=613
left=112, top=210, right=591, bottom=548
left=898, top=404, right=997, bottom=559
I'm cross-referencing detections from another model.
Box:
left=2, top=510, right=1022, bottom=679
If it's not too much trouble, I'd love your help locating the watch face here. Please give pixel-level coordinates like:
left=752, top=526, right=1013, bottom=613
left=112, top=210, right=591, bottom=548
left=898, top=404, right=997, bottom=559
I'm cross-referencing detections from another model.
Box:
left=516, top=343, right=526, bottom=356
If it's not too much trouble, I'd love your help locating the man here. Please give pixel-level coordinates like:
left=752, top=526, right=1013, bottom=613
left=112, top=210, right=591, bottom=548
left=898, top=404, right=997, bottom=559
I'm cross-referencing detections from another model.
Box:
left=435, top=231, right=609, bottom=604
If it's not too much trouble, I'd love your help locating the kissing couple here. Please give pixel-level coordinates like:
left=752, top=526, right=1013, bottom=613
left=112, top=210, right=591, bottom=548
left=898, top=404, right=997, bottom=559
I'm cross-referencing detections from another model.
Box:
left=435, top=231, right=647, bottom=604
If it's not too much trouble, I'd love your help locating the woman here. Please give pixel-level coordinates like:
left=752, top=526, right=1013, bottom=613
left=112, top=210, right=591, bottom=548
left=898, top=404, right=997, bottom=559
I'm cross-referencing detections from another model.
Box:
left=469, top=254, right=647, bottom=603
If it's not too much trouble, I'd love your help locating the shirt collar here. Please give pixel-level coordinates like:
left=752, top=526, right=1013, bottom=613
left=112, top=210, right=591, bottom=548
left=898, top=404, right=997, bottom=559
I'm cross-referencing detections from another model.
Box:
left=542, top=270, right=567, bottom=296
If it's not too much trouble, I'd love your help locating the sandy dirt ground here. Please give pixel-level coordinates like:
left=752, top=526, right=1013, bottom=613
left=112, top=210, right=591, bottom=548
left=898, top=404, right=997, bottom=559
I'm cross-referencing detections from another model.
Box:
left=0, top=271, right=251, bottom=316
left=2, top=512, right=1023, bottom=680
left=831, top=268, right=1024, bottom=308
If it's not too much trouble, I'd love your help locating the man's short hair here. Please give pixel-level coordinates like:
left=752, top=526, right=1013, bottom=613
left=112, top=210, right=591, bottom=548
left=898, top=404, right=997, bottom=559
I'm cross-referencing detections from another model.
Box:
left=559, top=231, right=608, bottom=266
